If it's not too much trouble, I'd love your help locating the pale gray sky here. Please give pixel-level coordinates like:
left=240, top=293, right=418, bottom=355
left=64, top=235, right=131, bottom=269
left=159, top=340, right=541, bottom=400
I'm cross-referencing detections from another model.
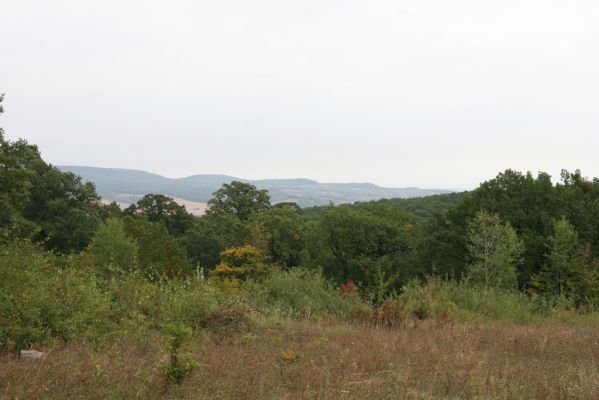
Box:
left=1, top=0, right=598, bottom=189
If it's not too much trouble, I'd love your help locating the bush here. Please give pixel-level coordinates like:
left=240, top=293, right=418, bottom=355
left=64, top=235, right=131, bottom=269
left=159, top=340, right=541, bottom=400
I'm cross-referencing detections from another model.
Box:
left=398, top=278, right=456, bottom=320
left=0, top=241, right=111, bottom=351
left=106, top=272, right=224, bottom=333
left=244, top=268, right=370, bottom=319
left=88, top=218, right=138, bottom=279
left=371, top=299, right=405, bottom=327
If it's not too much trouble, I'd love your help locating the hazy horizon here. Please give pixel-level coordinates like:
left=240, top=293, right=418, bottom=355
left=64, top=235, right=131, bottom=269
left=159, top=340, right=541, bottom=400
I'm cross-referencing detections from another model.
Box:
left=2, top=0, right=598, bottom=189
left=58, top=164, right=465, bottom=190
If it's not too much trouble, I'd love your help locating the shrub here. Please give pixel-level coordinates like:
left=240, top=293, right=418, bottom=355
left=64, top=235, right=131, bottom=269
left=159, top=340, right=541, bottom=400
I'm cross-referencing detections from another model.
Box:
left=159, top=323, right=200, bottom=385
left=245, top=268, right=370, bottom=319
left=106, top=273, right=224, bottom=334
left=88, top=218, right=138, bottom=278
left=372, top=299, right=405, bottom=327
left=398, top=278, right=456, bottom=320
left=0, top=241, right=111, bottom=351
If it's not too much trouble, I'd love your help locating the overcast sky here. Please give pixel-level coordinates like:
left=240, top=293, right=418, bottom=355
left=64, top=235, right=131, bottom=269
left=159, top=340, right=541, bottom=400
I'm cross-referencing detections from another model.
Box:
left=1, top=0, right=598, bottom=189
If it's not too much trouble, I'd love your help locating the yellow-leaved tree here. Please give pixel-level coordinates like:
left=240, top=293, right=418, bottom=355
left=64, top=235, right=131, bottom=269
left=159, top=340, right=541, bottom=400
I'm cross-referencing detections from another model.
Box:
left=209, top=244, right=268, bottom=283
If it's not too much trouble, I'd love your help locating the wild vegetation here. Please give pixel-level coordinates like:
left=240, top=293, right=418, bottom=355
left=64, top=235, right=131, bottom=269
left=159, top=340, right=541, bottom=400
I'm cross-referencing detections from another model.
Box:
left=2, top=94, right=599, bottom=398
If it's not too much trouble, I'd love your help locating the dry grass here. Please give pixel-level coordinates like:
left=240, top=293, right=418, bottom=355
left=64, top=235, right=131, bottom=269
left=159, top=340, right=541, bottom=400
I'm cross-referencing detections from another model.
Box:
left=2, top=318, right=599, bottom=399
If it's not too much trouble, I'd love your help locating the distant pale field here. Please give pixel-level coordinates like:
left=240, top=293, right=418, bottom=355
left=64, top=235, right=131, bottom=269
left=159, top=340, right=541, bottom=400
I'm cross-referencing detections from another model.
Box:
left=101, top=197, right=208, bottom=216
left=2, top=319, right=598, bottom=399
left=169, top=197, right=208, bottom=216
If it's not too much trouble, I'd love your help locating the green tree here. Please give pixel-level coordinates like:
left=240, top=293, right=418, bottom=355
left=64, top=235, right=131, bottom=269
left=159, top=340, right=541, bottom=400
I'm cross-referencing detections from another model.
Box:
left=554, top=170, right=599, bottom=253
left=23, top=168, right=101, bottom=252
left=0, top=96, right=102, bottom=251
left=124, top=194, right=194, bottom=237
left=541, top=217, right=579, bottom=299
left=180, top=213, right=247, bottom=270
left=88, top=218, right=138, bottom=278
left=415, top=170, right=557, bottom=287
left=247, top=206, right=307, bottom=268
left=0, top=93, right=40, bottom=239
left=466, top=210, right=524, bottom=290
left=99, top=201, right=123, bottom=221
left=316, top=205, right=409, bottom=294
left=272, top=201, right=302, bottom=213
left=567, top=244, right=599, bottom=308
left=207, top=181, right=271, bottom=222
left=0, top=136, right=40, bottom=240
left=123, top=216, right=192, bottom=279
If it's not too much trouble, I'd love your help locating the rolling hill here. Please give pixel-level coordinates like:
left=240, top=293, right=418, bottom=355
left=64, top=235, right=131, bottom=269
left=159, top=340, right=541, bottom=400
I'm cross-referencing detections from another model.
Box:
left=58, top=166, right=452, bottom=209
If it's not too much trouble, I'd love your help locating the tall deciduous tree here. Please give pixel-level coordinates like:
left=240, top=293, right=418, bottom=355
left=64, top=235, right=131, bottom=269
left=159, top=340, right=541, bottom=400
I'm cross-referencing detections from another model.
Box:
left=180, top=213, right=247, bottom=269
left=466, top=210, right=524, bottom=290
left=541, top=217, right=579, bottom=298
left=1, top=95, right=102, bottom=251
left=123, top=216, right=192, bottom=279
left=207, top=181, right=270, bottom=222
left=124, top=194, right=194, bottom=237
left=209, top=244, right=267, bottom=282
left=567, top=244, right=599, bottom=308
left=247, top=206, right=307, bottom=268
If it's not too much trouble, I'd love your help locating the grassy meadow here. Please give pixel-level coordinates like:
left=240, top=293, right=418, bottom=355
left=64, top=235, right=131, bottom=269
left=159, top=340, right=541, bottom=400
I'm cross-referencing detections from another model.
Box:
left=3, top=317, right=599, bottom=399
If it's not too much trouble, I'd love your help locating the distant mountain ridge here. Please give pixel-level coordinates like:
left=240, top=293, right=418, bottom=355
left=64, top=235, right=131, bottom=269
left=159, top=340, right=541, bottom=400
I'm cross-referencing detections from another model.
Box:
left=58, top=165, right=452, bottom=207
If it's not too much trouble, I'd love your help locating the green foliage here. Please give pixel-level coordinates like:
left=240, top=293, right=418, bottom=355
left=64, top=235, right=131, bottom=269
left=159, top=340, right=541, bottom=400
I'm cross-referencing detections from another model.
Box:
left=180, top=213, right=247, bottom=269
left=99, top=201, right=123, bottom=221
left=88, top=218, right=138, bottom=278
left=363, top=192, right=466, bottom=223
left=399, top=278, right=574, bottom=324
left=245, top=268, right=370, bottom=319
left=315, top=205, right=410, bottom=294
left=0, top=132, right=102, bottom=252
left=0, top=241, right=111, bottom=351
left=159, top=323, right=200, bottom=385
left=104, top=272, right=223, bottom=334
left=416, top=169, right=599, bottom=293
left=414, top=170, right=554, bottom=286
left=466, top=210, right=524, bottom=290
left=123, top=216, right=192, bottom=279
left=124, top=194, right=194, bottom=237
left=555, top=170, right=599, bottom=251
left=1, top=100, right=102, bottom=252
left=207, top=180, right=271, bottom=222
left=0, top=133, right=44, bottom=241
left=563, top=244, right=599, bottom=309
left=541, top=217, right=579, bottom=298
left=398, top=279, right=457, bottom=320
left=247, top=206, right=307, bottom=268
left=24, top=169, right=102, bottom=252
